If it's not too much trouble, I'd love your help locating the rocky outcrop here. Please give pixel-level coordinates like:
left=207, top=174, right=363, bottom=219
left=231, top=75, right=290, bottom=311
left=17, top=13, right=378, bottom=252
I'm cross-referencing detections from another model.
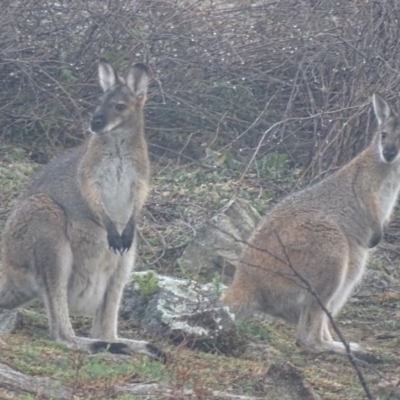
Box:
left=120, top=271, right=244, bottom=354
left=0, top=310, right=20, bottom=335
left=178, top=198, right=261, bottom=284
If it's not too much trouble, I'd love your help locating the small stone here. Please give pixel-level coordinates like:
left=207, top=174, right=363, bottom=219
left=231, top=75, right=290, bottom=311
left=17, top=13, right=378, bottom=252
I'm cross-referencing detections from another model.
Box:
left=0, top=310, right=21, bottom=335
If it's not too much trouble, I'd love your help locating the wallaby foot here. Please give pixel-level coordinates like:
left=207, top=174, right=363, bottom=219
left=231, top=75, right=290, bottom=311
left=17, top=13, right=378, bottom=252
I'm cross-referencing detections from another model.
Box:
left=297, top=337, right=380, bottom=363
left=91, top=339, right=166, bottom=361
left=61, top=336, right=166, bottom=362
left=353, top=349, right=382, bottom=364
left=296, top=307, right=363, bottom=355
left=308, top=340, right=381, bottom=364
left=296, top=335, right=363, bottom=354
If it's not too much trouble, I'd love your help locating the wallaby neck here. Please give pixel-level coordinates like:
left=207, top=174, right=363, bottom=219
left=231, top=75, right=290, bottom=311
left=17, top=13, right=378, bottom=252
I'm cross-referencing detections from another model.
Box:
left=360, top=143, right=400, bottom=224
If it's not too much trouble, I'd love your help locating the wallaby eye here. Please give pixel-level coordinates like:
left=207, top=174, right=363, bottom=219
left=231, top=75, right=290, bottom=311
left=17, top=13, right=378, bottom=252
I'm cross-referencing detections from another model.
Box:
left=115, top=104, right=126, bottom=112
left=381, top=132, right=387, bottom=140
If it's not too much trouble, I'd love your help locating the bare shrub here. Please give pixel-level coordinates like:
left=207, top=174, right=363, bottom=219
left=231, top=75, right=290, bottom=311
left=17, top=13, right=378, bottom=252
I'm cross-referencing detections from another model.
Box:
left=1, top=0, right=400, bottom=178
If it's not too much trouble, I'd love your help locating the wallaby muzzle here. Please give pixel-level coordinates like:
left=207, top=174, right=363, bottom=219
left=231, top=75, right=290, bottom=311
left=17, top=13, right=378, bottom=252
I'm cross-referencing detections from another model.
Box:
left=382, top=146, right=398, bottom=163
left=90, top=113, right=106, bottom=132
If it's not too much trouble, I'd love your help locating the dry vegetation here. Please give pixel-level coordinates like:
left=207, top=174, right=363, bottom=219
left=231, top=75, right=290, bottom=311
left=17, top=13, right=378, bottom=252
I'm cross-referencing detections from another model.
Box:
left=2, top=0, right=400, bottom=174
left=1, top=0, right=400, bottom=399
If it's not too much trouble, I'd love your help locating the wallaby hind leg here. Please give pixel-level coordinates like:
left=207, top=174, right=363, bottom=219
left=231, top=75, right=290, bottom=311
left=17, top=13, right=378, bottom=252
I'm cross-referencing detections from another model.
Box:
left=298, top=280, right=372, bottom=357
left=90, top=246, right=136, bottom=341
left=90, top=246, right=165, bottom=360
left=322, top=322, right=333, bottom=342
left=8, top=209, right=115, bottom=353
left=2, top=195, right=75, bottom=342
left=327, top=253, right=367, bottom=318
left=296, top=287, right=362, bottom=354
left=0, top=276, right=36, bottom=311
left=38, top=240, right=75, bottom=342
left=0, top=249, right=37, bottom=310
left=318, top=252, right=369, bottom=355
left=296, top=303, right=361, bottom=354
left=295, top=248, right=363, bottom=354
left=296, top=309, right=348, bottom=353
left=30, top=228, right=138, bottom=356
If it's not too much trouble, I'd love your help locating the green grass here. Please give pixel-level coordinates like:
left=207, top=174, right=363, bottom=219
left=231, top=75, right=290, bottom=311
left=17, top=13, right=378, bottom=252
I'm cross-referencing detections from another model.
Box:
left=237, top=318, right=274, bottom=341
left=0, top=146, right=35, bottom=197
left=76, top=355, right=167, bottom=382
left=0, top=310, right=168, bottom=384
left=0, top=145, right=36, bottom=232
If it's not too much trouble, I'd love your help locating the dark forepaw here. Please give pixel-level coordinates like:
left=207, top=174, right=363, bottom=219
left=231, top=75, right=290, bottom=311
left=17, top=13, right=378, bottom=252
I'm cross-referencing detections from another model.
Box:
left=368, top=231, right=382, bottom=248
left=106, top=221, right=122, bottom=254
left=120, top=217, right=135, bottom=254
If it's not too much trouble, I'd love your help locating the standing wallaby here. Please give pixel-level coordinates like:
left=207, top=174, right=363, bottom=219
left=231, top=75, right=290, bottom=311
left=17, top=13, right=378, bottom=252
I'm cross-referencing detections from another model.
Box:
left=0, top=60, right=164, bottom=359
left=222, top=94, right=400, bottom=357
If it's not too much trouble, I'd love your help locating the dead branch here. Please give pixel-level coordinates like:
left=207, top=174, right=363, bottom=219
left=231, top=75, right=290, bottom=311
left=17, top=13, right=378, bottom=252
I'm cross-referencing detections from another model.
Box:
left=0, top=362, right=72, bottom=398
left=0, top=361, right=266, bottom=400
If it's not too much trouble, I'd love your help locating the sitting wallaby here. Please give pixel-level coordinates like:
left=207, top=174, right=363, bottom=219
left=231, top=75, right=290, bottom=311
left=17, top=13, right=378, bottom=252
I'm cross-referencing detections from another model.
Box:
left=0, top=60, right=164, bottom=359
left=222, top=94, right=400, bottom=357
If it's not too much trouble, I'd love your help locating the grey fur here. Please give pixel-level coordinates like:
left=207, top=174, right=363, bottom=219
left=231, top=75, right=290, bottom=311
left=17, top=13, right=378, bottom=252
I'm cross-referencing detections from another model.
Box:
left=222, top=94, right=400, bottom=357
left=0, top=60, right=164, bottom=360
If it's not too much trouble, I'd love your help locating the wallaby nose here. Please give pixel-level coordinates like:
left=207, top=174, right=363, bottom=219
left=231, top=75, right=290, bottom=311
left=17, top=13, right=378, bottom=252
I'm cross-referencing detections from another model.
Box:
left=90, top=114, right=106, bottom=132
left=383, top=147, right=398, bottom=163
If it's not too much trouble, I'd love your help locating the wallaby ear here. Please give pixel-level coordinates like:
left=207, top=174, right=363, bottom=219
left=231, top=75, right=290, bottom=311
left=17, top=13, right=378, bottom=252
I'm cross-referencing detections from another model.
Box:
left=373, top=93, right=392, bottom=125
left=126, top=63, right=149, bottom=96
left=98, top=59, right=118, bottom=92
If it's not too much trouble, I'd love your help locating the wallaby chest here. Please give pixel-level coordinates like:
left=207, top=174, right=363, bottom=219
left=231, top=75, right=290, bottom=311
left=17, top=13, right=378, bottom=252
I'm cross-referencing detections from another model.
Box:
left=96, top=136, right=138, bottom=232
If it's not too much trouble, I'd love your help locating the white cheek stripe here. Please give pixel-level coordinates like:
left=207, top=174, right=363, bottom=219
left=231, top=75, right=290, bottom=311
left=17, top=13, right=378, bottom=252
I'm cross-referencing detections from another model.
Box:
left=103, top=119, right=122, bottom=133
left=378, top=142, right=385, bottom=162
left=88, top=119, right=122, bottom=134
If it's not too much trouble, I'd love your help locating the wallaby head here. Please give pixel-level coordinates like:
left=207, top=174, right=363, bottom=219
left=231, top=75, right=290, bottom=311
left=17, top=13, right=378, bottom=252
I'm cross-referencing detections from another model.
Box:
left=373, top=93, right=400, bottom=163
left=90, top=59, right=149, bottom=134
